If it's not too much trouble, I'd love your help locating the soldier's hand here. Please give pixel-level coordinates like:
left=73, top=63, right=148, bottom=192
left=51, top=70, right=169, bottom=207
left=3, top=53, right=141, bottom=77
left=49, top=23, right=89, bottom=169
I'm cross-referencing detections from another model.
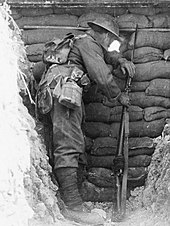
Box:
left=120, top=58, right=136, bottom=78
left=118, top=92, right=130, bottom=107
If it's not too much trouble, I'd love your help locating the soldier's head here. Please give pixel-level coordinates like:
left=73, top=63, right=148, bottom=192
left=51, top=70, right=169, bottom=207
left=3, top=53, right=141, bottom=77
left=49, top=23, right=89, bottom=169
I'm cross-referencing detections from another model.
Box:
left=88, top=17, right=121, bottom=50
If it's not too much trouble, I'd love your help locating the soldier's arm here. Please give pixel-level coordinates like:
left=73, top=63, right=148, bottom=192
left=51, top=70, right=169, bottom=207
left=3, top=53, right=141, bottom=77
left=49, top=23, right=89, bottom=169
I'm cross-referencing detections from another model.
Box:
left=79, top=38, right=121, bottom=101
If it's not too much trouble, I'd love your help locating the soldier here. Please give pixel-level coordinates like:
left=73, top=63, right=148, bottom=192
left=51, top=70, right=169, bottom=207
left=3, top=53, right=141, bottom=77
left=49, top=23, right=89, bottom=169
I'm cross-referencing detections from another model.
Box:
left=50, top=17, right=135, bottom=225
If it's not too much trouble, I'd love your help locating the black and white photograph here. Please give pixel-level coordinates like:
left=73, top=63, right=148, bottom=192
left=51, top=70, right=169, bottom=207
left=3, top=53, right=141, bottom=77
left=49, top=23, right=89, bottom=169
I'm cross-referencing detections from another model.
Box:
left=0, top=0, right=170, bottom=226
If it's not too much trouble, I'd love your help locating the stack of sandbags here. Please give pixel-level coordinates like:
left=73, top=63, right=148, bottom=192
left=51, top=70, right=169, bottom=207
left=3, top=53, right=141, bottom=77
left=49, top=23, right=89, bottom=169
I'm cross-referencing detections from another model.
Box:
left=83, top=86, right=166, bottom=141
left=114, top=32, right=170, bottom=123
left=127, top=7, right=170, bottom=16
left=16, top=14, right=78, bottom=28
left=117, top=12, right=170, bottom=30
left=80, top=12, right=170, bottom=202
left=81, top=91, right=158, bottom=201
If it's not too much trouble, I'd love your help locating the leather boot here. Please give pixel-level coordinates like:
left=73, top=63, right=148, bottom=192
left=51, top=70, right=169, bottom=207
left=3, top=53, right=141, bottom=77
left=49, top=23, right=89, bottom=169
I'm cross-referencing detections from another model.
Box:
left=55, top=167, right=105, bottom=225
left=55, top=167, right=83, bottom=208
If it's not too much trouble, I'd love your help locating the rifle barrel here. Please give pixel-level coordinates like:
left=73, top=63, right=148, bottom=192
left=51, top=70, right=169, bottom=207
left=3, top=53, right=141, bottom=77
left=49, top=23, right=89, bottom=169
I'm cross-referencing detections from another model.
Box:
left=131, top=24, right=138, bottom=62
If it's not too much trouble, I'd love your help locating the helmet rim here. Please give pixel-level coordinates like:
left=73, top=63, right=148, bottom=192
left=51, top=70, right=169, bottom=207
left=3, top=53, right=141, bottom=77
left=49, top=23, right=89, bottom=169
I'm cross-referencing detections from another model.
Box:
left=87, top=18, right=121, bottom=41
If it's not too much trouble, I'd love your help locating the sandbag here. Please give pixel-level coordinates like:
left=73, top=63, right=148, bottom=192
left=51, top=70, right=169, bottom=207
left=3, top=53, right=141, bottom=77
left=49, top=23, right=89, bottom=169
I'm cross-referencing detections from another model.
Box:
left=128, top=167, right=148, bottom=178
left=156, top=8, right=170, bottom=14
left=90, top=137, right=154, bottom=156
left=90, top=137, right=117, bottom=155
left=130, top=92, right=170, bottom=108
left=129, top=7, right=170, bottom=15
left=11, top=13, right=21, bottom=20
left=123, top=47, right=163, bottom=63
left=87, top=167, right=147, bottom=188
left=111, top=105, right=143, bottom=122
left=129, top=137, right=154, bottom=149
left=22, top=29, right=83, bottom=44
left=82, top=122, right=110, bottom=138
left=85, top=103, right=110, bottom=122
left=127, top=7, right=161, bottom=16
left=144, top=106, right=170, bottom=121
left=19, top=7, right=53, bottom=17
left=87, top=168, right=115, bottom=187
left=129, top=147, right=154, bottom=157
left=15, top=14, right=78, bottom=28
left=110, top=119, right=165, bottom=138
left=11, top=8, right=22, bottom=20
left=145, top=78, right=170, bottom=97
left=89, top=137, right=155, bottom=156
left=91, top=145, right=154, bottom=157
left=53, top=7, right=126, bottom=17
left=80, top=180, right=116, bottom=202
left=27, top=55, right=42, bottom=62
left=149, top=14, right=170, bottom=28
left=83, top=119, right=165, bottom=138
left=77, top=12, right=114, bottom=27
left=88, top=167, right=148, bottom=180
left=130, top=81, right=149, bottom=92
left=114, top=61, right=170, bottom=82
left=128, top=31, right=170, bottom=50
left=32, top=61, right=46, bottom=82
left=117, top=14, right=150, bottom=29
left=85, top=103, right=143, bottom=122
left=53, top=7, right=82, bottom=16
left=26, top=43, right=44, bottom=56
left=54, top=8, right=83, bottom=17
left=87, top=155, right=152, bottom=168
left=112, top=76, right=150, bottom=92
left=80, top=179, right=141, bottom=202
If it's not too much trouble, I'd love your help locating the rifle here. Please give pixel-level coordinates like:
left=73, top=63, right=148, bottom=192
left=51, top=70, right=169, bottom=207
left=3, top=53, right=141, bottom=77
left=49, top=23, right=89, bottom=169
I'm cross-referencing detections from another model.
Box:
left=113, top=24, right=138, bottom=220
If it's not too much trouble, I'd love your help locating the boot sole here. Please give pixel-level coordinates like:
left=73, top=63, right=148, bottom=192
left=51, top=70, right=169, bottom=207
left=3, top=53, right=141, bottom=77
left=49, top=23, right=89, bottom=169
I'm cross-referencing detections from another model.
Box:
left=61, top=209, right=105, bottom=226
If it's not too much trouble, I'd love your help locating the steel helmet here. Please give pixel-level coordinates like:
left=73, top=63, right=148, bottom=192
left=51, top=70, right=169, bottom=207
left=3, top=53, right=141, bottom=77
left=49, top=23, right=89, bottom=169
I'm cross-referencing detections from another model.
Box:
left=87, top=17, right=121, bottom=41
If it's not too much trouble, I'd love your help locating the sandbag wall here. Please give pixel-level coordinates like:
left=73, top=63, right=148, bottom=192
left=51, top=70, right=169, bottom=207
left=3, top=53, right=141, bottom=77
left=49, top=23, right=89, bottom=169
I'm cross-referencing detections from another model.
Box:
left=11, top=6, right=170, bottom=203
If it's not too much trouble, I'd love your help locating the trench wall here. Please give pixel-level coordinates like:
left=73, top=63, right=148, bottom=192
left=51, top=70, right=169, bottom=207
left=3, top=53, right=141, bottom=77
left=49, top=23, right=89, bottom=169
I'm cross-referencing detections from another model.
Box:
left=10, top=4, right=170, bottom=203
